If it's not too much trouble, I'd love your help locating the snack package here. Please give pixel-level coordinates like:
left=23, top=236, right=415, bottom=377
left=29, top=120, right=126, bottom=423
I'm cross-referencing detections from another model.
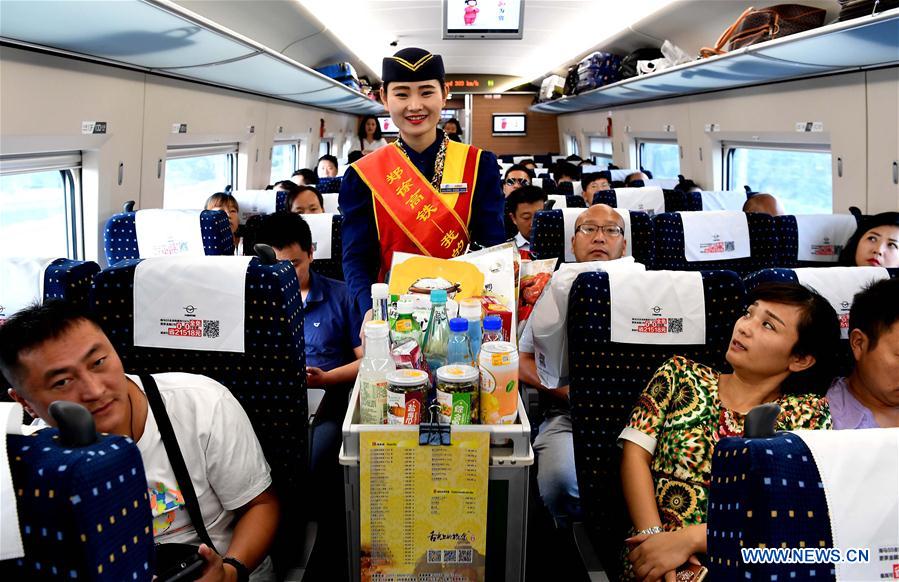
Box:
left=478, top=296, right=513, bottom=341
left=517, top=258, right=557, bottom=339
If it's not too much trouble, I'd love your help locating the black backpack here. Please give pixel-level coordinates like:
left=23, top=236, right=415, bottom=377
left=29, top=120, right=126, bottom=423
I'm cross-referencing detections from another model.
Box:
left=618, top=48, right=664, bottom=79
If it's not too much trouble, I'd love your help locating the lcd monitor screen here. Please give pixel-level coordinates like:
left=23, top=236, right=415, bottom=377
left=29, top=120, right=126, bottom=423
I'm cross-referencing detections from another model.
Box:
left=444, top=0, right=524, bottom=39
left=377, top=116, right=399, bottom=135
left=492, top=113, right=526, bottom=136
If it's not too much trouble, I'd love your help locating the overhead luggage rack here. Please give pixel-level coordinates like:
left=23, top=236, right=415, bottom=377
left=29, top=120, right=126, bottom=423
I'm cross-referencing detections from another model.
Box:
left=0, top=0, right=384, bottom=116
left=531, top=8, right=899, bottom=114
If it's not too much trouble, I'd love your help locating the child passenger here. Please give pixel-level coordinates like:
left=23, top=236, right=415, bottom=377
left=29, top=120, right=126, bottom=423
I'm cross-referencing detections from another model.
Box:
left=619, top=283, right=839, bottom=580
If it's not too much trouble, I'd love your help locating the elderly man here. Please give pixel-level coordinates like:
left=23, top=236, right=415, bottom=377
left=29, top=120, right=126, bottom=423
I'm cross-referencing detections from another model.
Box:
left=520, top=203, right=629, bottom=529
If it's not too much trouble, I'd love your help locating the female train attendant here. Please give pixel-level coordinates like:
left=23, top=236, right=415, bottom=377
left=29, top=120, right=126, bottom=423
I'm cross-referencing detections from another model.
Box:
left=619, top=283, right=840, bottom=581
left=338, top=47, right=505, bottom=327
left=839, top=211, right=899, bottom=268
left=351, top=114, right=388, bottom=155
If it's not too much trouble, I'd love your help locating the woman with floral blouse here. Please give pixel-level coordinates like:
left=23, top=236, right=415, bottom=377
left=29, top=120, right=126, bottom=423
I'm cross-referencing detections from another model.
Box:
left=620, top=283, right=841, bottom=582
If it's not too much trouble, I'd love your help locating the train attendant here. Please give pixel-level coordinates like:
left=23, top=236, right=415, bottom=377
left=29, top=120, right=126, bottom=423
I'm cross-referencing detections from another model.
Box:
left=338, top=47, right=505, bottom=326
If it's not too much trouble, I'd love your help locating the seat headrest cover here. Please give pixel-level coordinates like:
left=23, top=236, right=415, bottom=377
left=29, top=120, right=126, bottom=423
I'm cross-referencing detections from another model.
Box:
left=0, top=257, right=55, bottom=321
left=794, top=214, right=858, bottom=262
left=302, top=213, right=336, bottom=260
left=1, top=401, right=30, bottom=559
left=232, top=190, right=277, bottom=224
left=561, top=207, right=587, bottom=262
left=135, top=209, right=204, bottom=257
left=614, top=187, right=665, bottom=215
left=133, top=256, right=253, bottom=353
left=794, top=266, right=889, bottom=339
left=700, top=190, right=748, bottom=211
left=322, top=193, right=340, bottom=214
left=680, top=210, right=751, bottom=262
left=608, top=270, right=706, bottom=344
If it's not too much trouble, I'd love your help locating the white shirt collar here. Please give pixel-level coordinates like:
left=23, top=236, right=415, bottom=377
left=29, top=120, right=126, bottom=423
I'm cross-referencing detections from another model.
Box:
left=514, top=232, right=530, bottom=250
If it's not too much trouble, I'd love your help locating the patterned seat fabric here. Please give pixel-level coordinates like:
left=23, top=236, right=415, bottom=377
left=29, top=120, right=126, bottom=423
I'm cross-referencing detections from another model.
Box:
left=565, top=195, right=586, bottom=208
left=556, top=181, right=574, bottom=196
left=317, top=176, right=342, bottom=194
left=90, top=258, right=309, bottom=529
left=653, top=212, right=780, bottom=275
left=1, top=429, right=154, bottom=581
left=707, top=434, right=834, bottom=581
left=589, top=190, right=702, bottom=212
left=43, top=258, right=100, bottom=309
left=530, top=209, right=654, bottom=267
left=772, top=215, right=860, bottom=269
left=566, top=270, right=745, bottom=578
left=309, top=214, right=345, bottom=281
left=103, top=210, right=234, bottom=265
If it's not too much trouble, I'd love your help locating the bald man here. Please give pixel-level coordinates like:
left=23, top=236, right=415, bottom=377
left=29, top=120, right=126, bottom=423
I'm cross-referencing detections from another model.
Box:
left=743, top=193, right=785, bottom=216
left=625, top=171, right=649, bottom=186
left=520, top=203, right=627, bottom=529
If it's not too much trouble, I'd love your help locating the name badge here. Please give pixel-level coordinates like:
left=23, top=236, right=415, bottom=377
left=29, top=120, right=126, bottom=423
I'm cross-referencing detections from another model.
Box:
left=440, top=182, right=468, bottom=194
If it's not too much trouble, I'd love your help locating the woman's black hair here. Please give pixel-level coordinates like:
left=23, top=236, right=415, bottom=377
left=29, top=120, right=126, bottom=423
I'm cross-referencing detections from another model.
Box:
left=442, top=117, right=462, bottom=137
left=746, top=282, right=841, bottom=396
left=291, top=168, right=318, bottom=185
left=358, top=114, right=382, bottom=145
left=272, top=180, right=300, bottom=197
left=838, top=211, right=899, bottom=266
left=205, top=192, right=239, bottom=211
left=288, top=186, right=324, bottom=211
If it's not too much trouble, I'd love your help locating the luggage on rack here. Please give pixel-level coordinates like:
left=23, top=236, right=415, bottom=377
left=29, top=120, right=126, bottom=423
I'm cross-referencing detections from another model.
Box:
left=539, top=75, right=566, bottom=101
left=576, top=51, right=621, bottom=93
left=700, top=5, right=827, bottom=58
left=314, top=62, right=361, bottom=92
left=838, top=0, right=899, bottom=21
left=618, top=48, right=664, bottom=79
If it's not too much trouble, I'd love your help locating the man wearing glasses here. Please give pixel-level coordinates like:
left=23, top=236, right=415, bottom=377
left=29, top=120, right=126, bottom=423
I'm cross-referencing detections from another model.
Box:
left=502, top=163, right=534, bottom=197
left=519, top=203, right=629, bottom=533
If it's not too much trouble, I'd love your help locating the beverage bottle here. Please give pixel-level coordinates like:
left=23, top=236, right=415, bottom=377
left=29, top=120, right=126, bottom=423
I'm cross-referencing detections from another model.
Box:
left=482, top=314, right=504, bottom=344
left=422, top=289, right=450, bottom=375
left=459, top=299, right=483, bottom=358
left=391, top=297, right=421, bottom=345
left=447, top=317, right=476, bottom=366
left=371, top=283, right=389, bottom=322
left=359, top=320, right=396, bottom=424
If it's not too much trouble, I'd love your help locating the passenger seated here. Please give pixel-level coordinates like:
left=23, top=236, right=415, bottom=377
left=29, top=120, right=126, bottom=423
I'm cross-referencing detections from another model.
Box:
left=253, top=212, right=362, bottom=494
left=0, top=301, right=279, bottom=581
left=291, top=168, right=317, bottom=187
left=288, top=185, right=325, bottom=214
left=505, top=185, right=546, bottom=254
left=565, top=154, right=582, bottom=164
left=580, top=171, right=612, bottom=205
left=827, top=277, right=899, bottom=428
left=503, top=163, right=533, bottom=197
left=316, top=154, right=339, bottom=179
left=442, top=117, right=462, bottom=142
left=518, top=158, right=538, bottom=173
left=205, top=191, right=242, bottom=255
left=619, top=283, right=838, bottom=580
left=272, top=179, right=300, bottom=196
left=520, top=204, right=628, bottom=528
left=553, top=161, right=580, bottom=185
left=742, top=192, right=785, bottom=216
left=838, top=211, right=899, bottom=267
left=624, top=171, right=649, bottom=187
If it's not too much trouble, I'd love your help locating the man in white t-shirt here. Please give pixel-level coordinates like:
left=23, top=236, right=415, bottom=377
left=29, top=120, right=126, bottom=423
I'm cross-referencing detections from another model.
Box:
left=0, top=301, right=278, bottom=582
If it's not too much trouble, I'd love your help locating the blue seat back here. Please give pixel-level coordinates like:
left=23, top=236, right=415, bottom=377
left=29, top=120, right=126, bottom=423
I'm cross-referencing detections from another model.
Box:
left=103, top=210, right=234, bottom=265
left=566, top=269, right=745, bottom=578
left=309, top=214, right=344, bottom=281
left=90, top=258, right=309, bottom=522
left=707, top=433, right=834, bottom=581
left=1, top=429, right=154, bottom=581
left=43, top=259, right=101, bottom=308
left=317, top=176, right=342, bottom=194
left=591, top=189, right=702, bottom=213
left=653, top=212, right=780, bottom=275
left=772, top=215, right=860, bottom=268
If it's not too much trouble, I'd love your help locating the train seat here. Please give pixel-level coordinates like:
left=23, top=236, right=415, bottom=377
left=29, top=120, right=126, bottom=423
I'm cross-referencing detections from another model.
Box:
left=653, top=211, right=780, bottom=275
left=90, top=255, right=310, bottom=566
left=645, top=177, right=680, bottom=189
left=316, top=176, right=342, bottom=194
left=590, top=187, right=702, bottom=214
left=773, top=214, right=858, bottom=268
left=231, top=190, right=288, bottom=223
left=530, top=208, right=653, bottom=267
left=306, top=213, right=344, bottom=281
left=103, top=209, right=234, bottom=265
left=566, top=268, right=744, bottom=578
left=699, top=190, right=750, bottom=211
left=1, top=410, right=154, bottom=581
left=1, top=257, right=100, bottom=320
left=322, top=192, right=340, bottom=213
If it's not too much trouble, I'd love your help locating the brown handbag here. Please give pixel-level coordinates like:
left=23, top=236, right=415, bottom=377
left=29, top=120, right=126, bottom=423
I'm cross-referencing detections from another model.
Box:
left=700, top=4, right=827, bottom=58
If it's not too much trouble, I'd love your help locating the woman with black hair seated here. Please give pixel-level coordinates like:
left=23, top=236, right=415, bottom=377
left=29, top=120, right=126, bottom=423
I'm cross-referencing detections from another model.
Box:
left=838, top=211, right=899, bottom=268
left=619, top=283, right=839, bottom=581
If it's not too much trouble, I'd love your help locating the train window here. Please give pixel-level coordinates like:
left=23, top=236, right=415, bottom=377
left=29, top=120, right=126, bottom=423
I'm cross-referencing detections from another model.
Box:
left=318, top=139, right=332, bottom=157
left=566, top=135, right=580, bottom=157
left=164, top=144, right=237, bottom=209
left=0, top=152, right=83, bottom=259
left=726, top=144, right=832, bottom=214
left=271, top=142, right=298, bottom=183
left=588, top=136, right=613, bottom=166
left=638, top=140, right=680, bottom=179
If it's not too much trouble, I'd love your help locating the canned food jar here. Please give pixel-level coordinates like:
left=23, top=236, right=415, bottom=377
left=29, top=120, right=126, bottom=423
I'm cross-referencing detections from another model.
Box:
left=436, top=364, right=480, bottom=425
left=478, top=341, right=519, bottom=424
left=386, top=369, right=429, bottom=425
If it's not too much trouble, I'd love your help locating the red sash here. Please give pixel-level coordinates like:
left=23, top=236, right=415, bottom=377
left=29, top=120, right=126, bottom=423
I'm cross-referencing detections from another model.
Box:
left=354, top=141, right=480, bottom=280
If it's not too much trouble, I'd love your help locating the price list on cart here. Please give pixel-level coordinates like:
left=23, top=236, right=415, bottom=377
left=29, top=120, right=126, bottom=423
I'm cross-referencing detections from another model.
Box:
left=360, top=430, right=489, bottom=581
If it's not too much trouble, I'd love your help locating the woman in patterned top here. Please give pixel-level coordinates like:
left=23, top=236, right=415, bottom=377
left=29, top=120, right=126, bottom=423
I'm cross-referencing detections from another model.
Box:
left=619, top=283, right=840, bottom=582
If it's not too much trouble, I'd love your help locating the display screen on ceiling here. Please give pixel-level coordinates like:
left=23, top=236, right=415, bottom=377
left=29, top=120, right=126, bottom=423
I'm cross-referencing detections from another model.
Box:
left=444, top=0, right=523, bottom=39
left=492, top=114, right=526, bottom=135
left=377, top=116, right=399, bottom=134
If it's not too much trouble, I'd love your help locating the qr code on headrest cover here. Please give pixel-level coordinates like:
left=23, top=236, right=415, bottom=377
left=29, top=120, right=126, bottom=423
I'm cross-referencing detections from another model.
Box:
left=203, top=320, right=220, bottom=339
left=668, top=318, right=683, bottom=334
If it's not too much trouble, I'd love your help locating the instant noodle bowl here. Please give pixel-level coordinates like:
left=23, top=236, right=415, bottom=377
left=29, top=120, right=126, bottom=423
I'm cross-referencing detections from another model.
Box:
left=478, top=341, right=519, bottom=424
left=436, top=364, right=480, bottom=425
left=386, top=369, right=428, bottom=425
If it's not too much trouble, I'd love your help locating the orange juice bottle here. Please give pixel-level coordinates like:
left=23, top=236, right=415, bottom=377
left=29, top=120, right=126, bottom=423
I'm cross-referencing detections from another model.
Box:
left=478, top=341, right=519, bottom=424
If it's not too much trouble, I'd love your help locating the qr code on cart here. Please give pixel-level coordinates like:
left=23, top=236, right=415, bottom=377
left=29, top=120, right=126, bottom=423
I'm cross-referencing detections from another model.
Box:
left=427, top=549, right=442, bottom=563
left=458, top=548, right=473, bottom=563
